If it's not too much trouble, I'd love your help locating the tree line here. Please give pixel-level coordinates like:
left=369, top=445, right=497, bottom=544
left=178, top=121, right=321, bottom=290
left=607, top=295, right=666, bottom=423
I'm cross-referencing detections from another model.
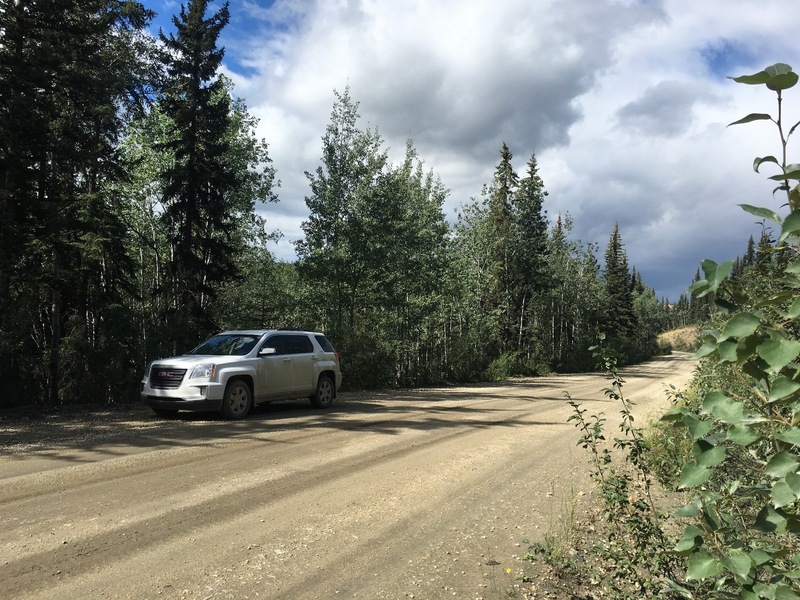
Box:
left=0, top=0, right=698, bottom=409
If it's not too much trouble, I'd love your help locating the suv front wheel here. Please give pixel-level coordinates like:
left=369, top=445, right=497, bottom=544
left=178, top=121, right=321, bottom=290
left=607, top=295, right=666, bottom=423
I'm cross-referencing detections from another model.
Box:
left=310, top=374, right=335, bottom=408
left=221, top=379, right=252, bottom=419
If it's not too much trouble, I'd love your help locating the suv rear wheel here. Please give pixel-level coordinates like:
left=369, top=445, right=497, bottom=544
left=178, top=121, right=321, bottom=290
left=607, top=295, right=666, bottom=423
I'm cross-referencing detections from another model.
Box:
left=310, top=374, right=334, bottom=408
left=221, top=379, right=252, bottom=419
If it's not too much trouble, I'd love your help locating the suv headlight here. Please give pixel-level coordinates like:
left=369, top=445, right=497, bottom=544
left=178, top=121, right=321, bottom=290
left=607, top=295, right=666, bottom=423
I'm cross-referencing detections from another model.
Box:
left=190, top=363, right=217, bottom=379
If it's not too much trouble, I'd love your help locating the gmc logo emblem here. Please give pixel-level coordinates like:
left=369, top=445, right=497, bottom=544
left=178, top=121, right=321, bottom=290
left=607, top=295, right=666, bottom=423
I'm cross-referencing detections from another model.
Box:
left=159, top=371, right=173, bottom=377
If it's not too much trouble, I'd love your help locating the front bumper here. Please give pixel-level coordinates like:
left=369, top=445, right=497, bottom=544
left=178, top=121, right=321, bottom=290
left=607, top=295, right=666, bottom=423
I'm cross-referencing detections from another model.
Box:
left=140, top=380, right=226, bottom=412
left=142, top=395, right=223, bottom=412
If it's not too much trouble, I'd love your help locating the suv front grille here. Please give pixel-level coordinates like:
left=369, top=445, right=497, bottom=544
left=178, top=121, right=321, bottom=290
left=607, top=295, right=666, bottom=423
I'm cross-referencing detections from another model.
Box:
left=149, top=366, right=187, bottom=389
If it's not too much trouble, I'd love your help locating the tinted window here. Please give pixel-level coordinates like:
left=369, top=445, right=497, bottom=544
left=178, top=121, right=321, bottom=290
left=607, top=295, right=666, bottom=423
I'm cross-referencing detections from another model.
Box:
left=263, top=334, right=288, bottom=355
left=288, top=335, right=314, bottom=354
left=315, top=335, right=335, bottom=352
left=188, top=334, right=259, bottom=356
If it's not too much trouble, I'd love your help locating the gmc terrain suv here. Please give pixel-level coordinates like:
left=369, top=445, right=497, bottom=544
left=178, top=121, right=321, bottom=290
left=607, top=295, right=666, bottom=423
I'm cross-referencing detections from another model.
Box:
left=140, top=329, right=342, bottom=419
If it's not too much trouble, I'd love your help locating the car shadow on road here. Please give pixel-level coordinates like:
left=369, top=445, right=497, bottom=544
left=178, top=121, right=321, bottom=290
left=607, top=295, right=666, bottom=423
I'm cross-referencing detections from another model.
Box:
left=0, top=353, right=693, bottom=465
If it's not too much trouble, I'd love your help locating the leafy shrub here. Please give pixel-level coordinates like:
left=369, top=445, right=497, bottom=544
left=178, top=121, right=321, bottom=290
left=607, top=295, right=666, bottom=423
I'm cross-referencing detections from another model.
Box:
left=537, top=63, right=800, bottom=599
left=661, top=63, right=800, bottom=598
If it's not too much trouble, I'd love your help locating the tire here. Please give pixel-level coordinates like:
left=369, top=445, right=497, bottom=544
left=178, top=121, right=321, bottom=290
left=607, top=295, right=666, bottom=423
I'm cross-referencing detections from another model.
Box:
left=310, top=374, right=335, bottom=408
left=220, top=379, right=252, bottom=420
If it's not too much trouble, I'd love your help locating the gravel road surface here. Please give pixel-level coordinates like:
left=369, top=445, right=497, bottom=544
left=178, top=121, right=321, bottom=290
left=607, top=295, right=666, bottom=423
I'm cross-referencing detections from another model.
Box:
left=0, top=354, right=695, bottom=599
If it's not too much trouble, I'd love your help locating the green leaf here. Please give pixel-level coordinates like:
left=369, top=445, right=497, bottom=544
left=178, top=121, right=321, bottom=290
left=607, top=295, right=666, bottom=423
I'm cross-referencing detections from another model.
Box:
left=727, top=424, right=761, bottom=446
left=774, top=584, right=800, bottom=600
left=720, top=312, right=761, bottom=340
left=676, top=503, right=701, bottom=517
left=751, top=157, right=781, bottom=175
left=679, top=462, right=712, bottom=489
left=782, top=164, right=800, bottom=181
left=767, top=71, right=799, bottom=92
left=765, top=451, right=800, bottom=477
left=661, top=406, right=690, bottom=422
left=754, top=504, right=789, bottom=533
left=686, top=548, right=724, bottom=580
left=703, top=391, right=744, bottom=424
left=718, top=340, right=738, bottom=363
left=739, top=202, right=782, bottom=224
left=788, top=259, right=800, bottom=275
left=757, top=290, right=797, bottom=305
left=720, top=552, right=753, bottom=581
left=693, top=340, right=718, bottom=359
left=770, top=377, right=800, bottom=403
left=728, top=113, right=773, bottom=126
left=787, top=297, right=800, bottom=318
left=730, top=64, right=798, bottom=91
left=683, top=413, right=714, bottom=440
left=696, top=444, right=726, bottom=468
left=674, top=525, right=705, bottom=553
left=758, top=338, right=800, bottom=374
left=750, top=548, right=773, bottom=566
left=782, top=211, right=800, bottom=243
left=771, top=472, right=800, bottom=508
left=773, top=480, right=796, bottom=507
left=776, top=427, right=800, bottom=446
left=694, top=259, right=733, bottom=296
left=688, top=279, right=710, bottom=296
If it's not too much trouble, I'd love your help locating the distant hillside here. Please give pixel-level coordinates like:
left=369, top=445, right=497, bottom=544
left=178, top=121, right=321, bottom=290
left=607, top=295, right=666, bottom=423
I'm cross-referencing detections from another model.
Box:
left=658, top=326, right=701, bottom=353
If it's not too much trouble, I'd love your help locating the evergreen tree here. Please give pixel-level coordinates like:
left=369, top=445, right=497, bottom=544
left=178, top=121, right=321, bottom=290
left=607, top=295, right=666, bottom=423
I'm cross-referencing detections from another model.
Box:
left=743, top=234, right=757, bottom=268
left=602, top=223, right=636, bottom=362
left=158, top=0, right=238, bottom=351
left=486, top=143, right=519, bottom=354
left=0, top=0, right=156, bottom=406
left=119, top=74, right=278, bottom=363
left=510, top=152, right=550, bottom=368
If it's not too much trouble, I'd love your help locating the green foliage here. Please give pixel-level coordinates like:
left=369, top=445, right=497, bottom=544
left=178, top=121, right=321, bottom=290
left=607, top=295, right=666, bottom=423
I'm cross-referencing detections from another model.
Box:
left=0, top=0, right=157, bottom=407
left=158, top=0, right=248, bottom=350
left=298, top=90, right=452, bottom=387
left=0, top=3, right=678, bottom=408
left=662, top=63, right=800, bottom=599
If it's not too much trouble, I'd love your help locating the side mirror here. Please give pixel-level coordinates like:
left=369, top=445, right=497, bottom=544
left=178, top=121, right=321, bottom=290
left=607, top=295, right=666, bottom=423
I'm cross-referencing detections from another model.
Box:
left=259, top=347, right=277, bottom=356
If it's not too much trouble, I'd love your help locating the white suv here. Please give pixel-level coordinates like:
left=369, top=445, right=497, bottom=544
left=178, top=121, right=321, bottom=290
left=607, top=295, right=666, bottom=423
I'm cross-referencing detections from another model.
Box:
left=140, top=329, right=342, bottom=419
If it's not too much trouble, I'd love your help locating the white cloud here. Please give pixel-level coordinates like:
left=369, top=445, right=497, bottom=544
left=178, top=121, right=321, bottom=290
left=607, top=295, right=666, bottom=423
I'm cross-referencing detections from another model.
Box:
left=204, top=0, right=800, bottom=300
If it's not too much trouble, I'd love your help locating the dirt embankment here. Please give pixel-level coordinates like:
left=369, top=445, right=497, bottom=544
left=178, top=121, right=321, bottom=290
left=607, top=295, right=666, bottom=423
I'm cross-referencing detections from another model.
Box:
left=658, top=326, right=701, bottom=352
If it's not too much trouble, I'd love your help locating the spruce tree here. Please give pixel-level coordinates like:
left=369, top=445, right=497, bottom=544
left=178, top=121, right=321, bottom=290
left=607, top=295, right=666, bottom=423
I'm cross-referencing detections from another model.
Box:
left=602, top=223, right=636, bottom=362
left=509, top=152, right=550, bottom=368
left=0, top=0, right=155, bottom=406
left=486, top=143, right=518, bottom=354
left=158, top=0, right=237, bottom=350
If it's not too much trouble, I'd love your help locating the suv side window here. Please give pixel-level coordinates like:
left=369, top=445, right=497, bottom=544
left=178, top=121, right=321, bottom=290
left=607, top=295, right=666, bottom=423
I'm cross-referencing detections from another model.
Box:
left=287, top=334, right=314, bottom=354
left=263, top=334, right=288, bottom=355
left=314, top=335, right=335, bottom=353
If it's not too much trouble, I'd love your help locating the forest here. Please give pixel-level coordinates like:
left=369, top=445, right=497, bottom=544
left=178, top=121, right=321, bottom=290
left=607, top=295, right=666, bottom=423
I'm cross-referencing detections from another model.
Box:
left=0, top=0, right=702, bottom=410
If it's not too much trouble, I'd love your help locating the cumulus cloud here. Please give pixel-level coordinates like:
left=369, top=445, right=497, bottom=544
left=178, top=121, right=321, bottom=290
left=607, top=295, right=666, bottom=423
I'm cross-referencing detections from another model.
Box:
left=146, top=0, right=800, bottom=301
left=615, top=80, right=720, bottom=137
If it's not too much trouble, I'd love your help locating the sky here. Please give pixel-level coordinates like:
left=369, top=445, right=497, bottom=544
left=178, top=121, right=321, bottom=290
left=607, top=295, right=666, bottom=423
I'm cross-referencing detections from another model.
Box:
left=143, top=0, right=800, bottom=302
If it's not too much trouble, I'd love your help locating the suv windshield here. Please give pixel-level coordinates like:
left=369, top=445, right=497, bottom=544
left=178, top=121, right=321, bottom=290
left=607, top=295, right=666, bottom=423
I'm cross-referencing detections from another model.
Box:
left=188, top=334, right=259, bottom=356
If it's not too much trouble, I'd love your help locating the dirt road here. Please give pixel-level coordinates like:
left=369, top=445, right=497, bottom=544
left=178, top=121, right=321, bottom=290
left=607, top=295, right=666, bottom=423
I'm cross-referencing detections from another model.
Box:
left=0, top=354, right=695, bottom=600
